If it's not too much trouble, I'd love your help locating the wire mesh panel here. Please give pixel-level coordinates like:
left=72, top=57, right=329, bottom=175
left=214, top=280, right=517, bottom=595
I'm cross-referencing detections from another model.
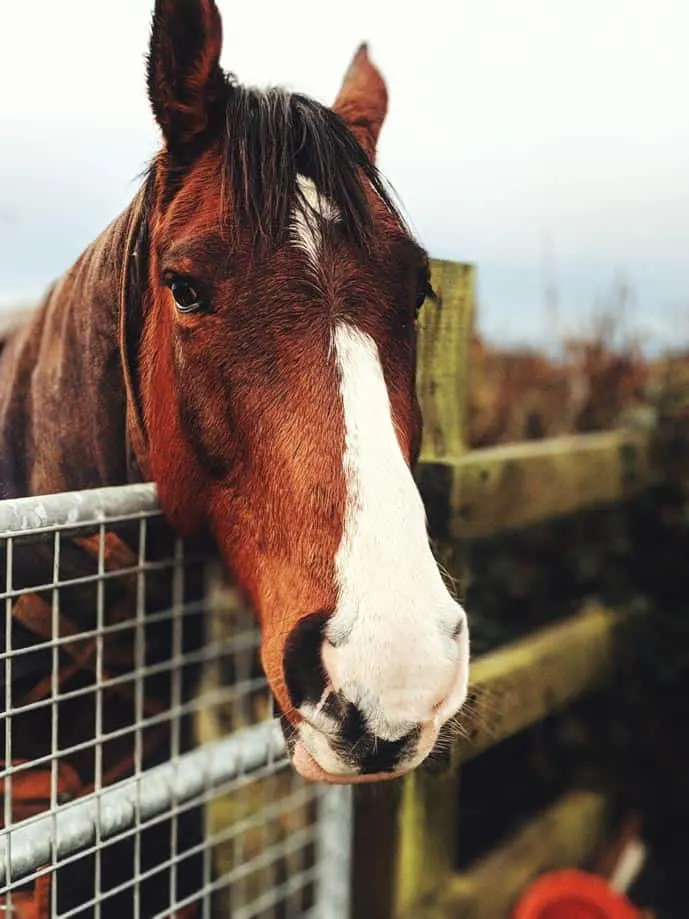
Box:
left=0, top=485, right=352, bottom=919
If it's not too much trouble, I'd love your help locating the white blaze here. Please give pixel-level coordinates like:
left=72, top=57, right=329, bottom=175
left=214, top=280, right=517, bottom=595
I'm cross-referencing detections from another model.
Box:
left=292, top=175, right=340, bottom=266
left=328, top=324, right=469, bottom=740
left=289, top=174, right=469, bottom=758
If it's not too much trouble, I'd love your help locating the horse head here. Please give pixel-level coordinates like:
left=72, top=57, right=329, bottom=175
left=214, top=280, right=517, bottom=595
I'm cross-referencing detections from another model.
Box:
left=140, top=0, right=469, bottom=783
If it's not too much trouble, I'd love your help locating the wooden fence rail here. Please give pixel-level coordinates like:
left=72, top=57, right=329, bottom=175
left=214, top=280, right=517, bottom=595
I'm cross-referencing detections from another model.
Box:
left=351, top=258, right=659, bottom=918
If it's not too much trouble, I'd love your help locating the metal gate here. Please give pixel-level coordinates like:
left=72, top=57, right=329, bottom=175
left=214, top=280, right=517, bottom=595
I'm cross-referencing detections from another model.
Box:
left=0, top=484, right=352, bottom=918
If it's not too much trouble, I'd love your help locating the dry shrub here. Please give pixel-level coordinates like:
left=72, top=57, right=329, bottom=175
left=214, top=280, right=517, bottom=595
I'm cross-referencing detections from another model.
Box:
left=467, top=308, right=651, bottom=448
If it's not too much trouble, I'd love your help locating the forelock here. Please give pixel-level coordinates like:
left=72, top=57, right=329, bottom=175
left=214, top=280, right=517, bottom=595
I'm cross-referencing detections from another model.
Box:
left=216, top=83, right=406, bottom=249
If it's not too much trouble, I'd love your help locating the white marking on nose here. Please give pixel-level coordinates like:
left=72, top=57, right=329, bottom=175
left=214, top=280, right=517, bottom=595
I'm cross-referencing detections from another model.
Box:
left=327, top=323, right=469, bottom=741
left=291, top=175, right=340, bottom=267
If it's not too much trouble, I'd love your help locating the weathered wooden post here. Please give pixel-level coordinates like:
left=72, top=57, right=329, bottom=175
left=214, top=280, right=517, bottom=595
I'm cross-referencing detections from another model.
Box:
left=351, top=259, right=476, bottom=919
left=416, top=261, right=475, bottom=464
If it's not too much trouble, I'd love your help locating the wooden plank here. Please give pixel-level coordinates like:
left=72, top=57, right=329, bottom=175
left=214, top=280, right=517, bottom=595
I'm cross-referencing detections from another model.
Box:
left=416, top=259, right=475, bottom=461
left=454, top=603, right=626, bottom=763
left=405, top=791, right=611, bottom=919
left=417, top=428, right=653, bottom=541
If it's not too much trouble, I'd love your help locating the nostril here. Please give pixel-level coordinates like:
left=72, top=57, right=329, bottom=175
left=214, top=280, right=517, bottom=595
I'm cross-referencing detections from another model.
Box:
left=283, top=611, right=330, bottom=709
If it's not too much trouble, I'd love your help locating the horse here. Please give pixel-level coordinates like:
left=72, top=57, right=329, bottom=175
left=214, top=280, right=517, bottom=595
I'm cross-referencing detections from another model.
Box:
left=0, top=0, right=470, bottom=913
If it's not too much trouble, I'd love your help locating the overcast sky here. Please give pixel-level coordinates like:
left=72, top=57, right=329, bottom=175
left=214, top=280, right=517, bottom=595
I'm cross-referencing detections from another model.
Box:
left=1, top=0, right=688, bottom=351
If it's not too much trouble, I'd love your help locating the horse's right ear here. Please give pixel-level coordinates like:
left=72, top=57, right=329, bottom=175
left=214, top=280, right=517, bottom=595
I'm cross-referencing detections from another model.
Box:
left=147, top=0, right=226, bottom=150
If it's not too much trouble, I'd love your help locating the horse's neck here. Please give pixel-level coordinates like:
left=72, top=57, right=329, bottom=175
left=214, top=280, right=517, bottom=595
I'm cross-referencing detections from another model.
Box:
left=0, top=193, right=147, bottom=499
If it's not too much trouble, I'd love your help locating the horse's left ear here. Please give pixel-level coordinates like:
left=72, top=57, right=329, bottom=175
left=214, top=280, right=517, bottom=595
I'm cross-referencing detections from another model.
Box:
left=147, top=0, right=226, bottom=150
left=332, top=43, right=388, bottom=162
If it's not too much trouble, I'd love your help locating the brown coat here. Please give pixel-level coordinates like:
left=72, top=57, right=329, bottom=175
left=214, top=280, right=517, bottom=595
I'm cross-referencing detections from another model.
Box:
left=0, top=187, right=149, bottom=501
left=0, top=184, right=205, bottom=918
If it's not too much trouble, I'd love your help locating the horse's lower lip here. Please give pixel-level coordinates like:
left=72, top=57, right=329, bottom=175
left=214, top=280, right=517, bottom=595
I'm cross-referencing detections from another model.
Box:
left=291, top=740, right=402, bottom=785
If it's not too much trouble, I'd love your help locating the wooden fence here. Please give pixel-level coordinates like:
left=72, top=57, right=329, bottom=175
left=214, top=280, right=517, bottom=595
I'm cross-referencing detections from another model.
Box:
left=351, top=259, right=658, bottom=919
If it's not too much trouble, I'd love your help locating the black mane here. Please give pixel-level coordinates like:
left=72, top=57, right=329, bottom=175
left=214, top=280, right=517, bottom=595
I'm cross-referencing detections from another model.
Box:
left=154, top=80, right=407, bottom=249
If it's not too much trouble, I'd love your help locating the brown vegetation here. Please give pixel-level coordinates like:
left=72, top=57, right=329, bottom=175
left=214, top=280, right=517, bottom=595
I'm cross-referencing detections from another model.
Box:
left=467, top=329, right=653, bottom=448
left=465, top=308, right=689, bottom=450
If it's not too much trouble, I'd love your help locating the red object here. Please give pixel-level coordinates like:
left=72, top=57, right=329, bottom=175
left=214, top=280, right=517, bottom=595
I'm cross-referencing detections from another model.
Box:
left=514, top=869, right=643, bottom=919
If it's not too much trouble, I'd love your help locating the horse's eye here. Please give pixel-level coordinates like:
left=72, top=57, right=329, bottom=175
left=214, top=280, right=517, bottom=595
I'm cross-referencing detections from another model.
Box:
left=169, top=278, right=203, bottom=313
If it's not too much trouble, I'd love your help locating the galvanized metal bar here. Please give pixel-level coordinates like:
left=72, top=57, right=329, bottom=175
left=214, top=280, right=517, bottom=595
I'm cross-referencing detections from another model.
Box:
left=0, top=483, right=159, bottom=537
left=314, top=785, right=354, bottom=919
left=3, top=536, right=13, bottom=916
left=0, top=481, right=352, bottom=915
left=0, top=720, right=286, bottom=885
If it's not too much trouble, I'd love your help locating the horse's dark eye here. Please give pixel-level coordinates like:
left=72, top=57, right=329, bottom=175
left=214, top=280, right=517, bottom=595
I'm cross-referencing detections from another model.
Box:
left=169, top=278, right=203, bottom=312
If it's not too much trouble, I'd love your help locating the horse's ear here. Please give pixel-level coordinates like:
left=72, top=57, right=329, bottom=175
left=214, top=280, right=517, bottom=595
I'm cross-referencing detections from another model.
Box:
left=332, top=43, right=388, bottom=162
left=147, top=0, right=226, bottom=149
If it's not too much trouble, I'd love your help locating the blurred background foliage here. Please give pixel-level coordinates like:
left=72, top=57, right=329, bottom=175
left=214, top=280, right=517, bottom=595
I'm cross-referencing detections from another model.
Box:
left=450, top=309, right=689, bottom=917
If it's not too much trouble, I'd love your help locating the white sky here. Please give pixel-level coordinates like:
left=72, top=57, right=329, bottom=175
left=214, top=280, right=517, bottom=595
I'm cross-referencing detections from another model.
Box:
left=1, top=0, right=688, bottom=351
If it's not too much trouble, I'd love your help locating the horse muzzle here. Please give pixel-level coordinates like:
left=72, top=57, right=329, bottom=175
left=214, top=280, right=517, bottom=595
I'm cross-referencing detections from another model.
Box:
left=283, top=706, right=444, bottom=785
